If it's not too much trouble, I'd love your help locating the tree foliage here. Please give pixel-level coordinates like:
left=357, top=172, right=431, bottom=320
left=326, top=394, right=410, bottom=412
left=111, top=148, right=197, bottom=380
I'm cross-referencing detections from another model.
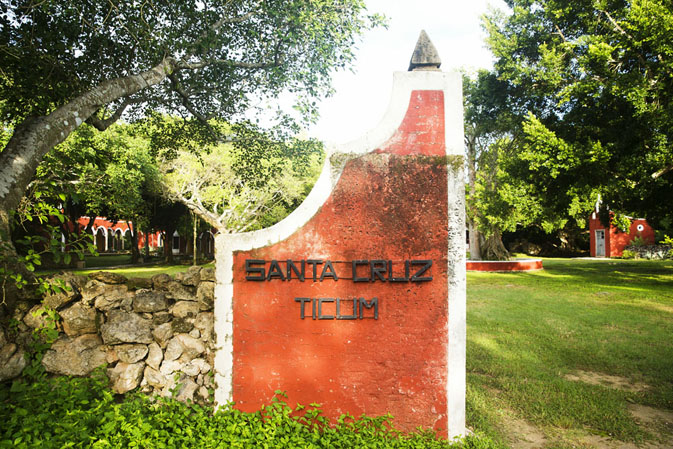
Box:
left=37, top=124, right=159, bottom=223
left=484, top=0, right=673, bottom=229
left=160, top=128, right=323, bottom=232
left=0, top=0, right=382, bottom=221
left=0, top=0, right=381, bottom=127
left=464, top=71, right=546, bottom=260
left=29, top=123, right=164, bottom=262
left=0, top=1, right=380, bottom=300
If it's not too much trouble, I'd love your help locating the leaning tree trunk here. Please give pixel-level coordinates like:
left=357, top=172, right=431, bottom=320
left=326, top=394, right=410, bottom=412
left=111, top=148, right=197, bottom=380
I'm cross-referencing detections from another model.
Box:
left=0, top=58, right=174, bottom=218
left=468, top=219, right=482, bottom=261
left=0, top=59, right=174, bottom=304
left=481, top=230, right=510, bottom=261
left=129, top=221, right=141, bottom=264
left=465, top=126, right=482, bottom=260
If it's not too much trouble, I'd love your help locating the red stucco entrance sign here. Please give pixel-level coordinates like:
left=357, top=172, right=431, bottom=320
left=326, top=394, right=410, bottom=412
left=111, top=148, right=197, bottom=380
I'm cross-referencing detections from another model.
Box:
left=214, top=37, right=466, bottom=439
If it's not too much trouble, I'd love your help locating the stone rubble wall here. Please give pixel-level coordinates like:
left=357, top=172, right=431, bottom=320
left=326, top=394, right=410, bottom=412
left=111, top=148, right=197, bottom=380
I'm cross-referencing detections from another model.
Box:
left=0, top=266, right=215, bottom=404
left=623, top=244, right=672, bottom=260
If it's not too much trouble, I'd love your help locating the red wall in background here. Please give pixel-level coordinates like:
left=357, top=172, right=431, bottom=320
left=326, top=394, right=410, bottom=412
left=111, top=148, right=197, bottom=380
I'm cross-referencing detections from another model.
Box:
left=77, top=217, right=162, bottom=252
left=466, top=259, right=542, bottom=272
left=589, top=213, right=655, bottom=257
left=232, top=91, right=453, bottom=434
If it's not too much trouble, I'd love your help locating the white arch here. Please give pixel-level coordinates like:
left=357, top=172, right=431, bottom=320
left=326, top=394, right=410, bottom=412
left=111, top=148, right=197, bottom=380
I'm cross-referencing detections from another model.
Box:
left=107, top=228, right=114, bottom=251
left=121, top=229, right=129, bottom=250
left=198, top=231, right=216, bottom=256
left=112, top=228, right=123, bottom=251
left=92, top=225, right=108, bottom=237
left=92, top=226, right=108, bottom=252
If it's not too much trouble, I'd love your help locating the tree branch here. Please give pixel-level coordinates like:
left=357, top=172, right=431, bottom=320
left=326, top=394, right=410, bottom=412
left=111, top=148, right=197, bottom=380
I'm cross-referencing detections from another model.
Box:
left=598, top=9, right=660, bottom=73
left=0, top=57, right=175, bottom=213
left=599, top=9, right=631, bottom=39
left=553, top=24, right=566, bottom=42
left=651, top=164, right=673, bottom=179
left=168, top=74, right=215, bottom=122
left=176, top=57, right=282, bottom=70
left=86, top=98, right=134, bottom=131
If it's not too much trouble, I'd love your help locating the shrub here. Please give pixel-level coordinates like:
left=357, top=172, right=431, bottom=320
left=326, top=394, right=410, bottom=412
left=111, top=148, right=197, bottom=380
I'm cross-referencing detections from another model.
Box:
left=659, top=234, right=673, bottom=246
left=629, top=235, right=647, bottom=247
left=0, top=373, right=498, bottom=449
left=621, top=249, right=637, bottom=260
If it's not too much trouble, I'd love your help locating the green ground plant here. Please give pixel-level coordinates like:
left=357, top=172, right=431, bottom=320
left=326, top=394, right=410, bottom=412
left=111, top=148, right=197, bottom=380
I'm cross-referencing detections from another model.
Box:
left=659, top=235, right=673, bottom=260
left=620, top=249, right=637, bottom=259
left=0, top=372, right=495, bottom=449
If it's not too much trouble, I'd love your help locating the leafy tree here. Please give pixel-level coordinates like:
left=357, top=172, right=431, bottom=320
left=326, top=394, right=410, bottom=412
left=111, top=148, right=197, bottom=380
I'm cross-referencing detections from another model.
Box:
left=464, top=71, right=546, bottom=260
left=91, top=126, right=161, bottom=263
left=160, top=130, right=323, bottom=232
left=464, top=71, right=512, bottom=260
left=0, top=0, right=382, bottom=272
left=484, top=0, right=673, bottom=230
left=31, top=124, right=162, bottom=263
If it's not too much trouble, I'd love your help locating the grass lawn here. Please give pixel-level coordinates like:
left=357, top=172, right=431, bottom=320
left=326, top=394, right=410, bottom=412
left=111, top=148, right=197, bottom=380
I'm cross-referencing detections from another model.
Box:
left=467, top=258, right=673, bottom=448
left=82, top=253, right=133, bottom=268
left=69, top=261, right=214, bottom=278
left=72, top=263, right=208, bottom=278
left=36, top=254, right=212, bottom=278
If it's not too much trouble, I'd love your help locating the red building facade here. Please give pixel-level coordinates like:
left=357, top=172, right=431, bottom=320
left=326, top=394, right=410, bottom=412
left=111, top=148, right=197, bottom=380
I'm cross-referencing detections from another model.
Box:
left=77, top=217, right=215, bottom=258
left=589, top=211, right=655, bottom=257
left=77, top=217, right=161, bottom=253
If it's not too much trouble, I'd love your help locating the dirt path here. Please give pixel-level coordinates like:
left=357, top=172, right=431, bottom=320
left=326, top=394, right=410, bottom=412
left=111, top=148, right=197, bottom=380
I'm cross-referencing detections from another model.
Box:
left=499, top=371, right=673, bottom=449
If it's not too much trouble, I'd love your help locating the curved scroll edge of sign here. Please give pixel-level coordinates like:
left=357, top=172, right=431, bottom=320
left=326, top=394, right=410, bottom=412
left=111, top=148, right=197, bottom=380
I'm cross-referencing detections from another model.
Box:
left=331, top=71, right=462, bottom=156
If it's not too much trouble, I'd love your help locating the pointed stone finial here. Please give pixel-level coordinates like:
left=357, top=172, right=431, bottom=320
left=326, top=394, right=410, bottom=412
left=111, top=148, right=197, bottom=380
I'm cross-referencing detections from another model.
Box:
left=408, top=30, right=441, bottom=71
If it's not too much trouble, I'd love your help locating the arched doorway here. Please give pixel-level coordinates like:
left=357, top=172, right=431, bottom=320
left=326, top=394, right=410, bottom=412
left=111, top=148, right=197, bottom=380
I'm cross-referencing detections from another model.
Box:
left=198, top=231, right=215, bottom=259
left=114, top=229, right=123, bottom=251
left=94, top=227, right=106, bottom=252
left=172, top=230, right=181, bottom=255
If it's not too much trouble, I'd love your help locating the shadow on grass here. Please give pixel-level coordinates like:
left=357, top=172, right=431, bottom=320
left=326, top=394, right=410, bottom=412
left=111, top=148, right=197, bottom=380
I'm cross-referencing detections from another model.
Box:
left=489, top=259, right=673, bottom=296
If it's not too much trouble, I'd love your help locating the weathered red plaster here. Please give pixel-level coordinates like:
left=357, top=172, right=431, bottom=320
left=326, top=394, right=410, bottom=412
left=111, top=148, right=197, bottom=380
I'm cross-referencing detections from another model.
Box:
left=589, top=213, right=655, bottom=257
left=466, top=259, right=542, bottom=272
left=376, top=90, right=445, bottom=156
left=232, top=90, right=451, bottom=434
